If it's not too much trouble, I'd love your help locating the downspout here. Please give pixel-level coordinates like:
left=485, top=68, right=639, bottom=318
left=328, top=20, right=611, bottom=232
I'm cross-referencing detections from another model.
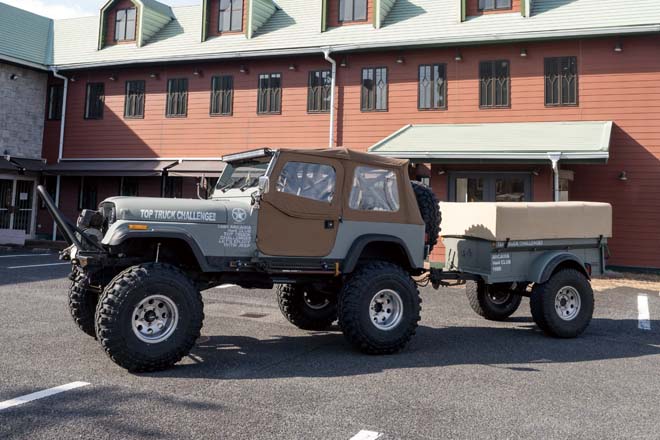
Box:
left=323, top=49, right=337, bottom=148
left=548, top=152, right=562, bottom=202
left=50, top=68, right=68, bottom=241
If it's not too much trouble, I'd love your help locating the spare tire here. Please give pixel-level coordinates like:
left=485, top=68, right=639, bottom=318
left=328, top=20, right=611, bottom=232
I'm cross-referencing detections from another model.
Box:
left=411, top=181, right=441, bottom=253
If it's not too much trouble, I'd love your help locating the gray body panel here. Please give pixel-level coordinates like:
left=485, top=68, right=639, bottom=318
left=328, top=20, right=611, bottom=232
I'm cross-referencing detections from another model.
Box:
left=444, top=237, right=606, bottom=284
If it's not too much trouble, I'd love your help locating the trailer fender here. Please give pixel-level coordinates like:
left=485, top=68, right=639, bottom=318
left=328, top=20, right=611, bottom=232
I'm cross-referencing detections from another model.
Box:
left=529, top=251, right=590, bottom=284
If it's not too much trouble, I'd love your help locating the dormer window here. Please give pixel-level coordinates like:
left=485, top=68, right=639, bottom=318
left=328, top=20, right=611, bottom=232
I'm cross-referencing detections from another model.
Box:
left=339, top=0, right=367, bottom=22
left=219, top=0, right=243, bottom=32
left=115, top=8, right=137, bottom=41
left=478, top=0, right=512, bottom=11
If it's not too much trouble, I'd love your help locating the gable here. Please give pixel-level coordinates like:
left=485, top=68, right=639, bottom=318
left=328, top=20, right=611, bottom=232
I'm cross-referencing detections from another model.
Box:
left=98, top=0, right=173, bottom=50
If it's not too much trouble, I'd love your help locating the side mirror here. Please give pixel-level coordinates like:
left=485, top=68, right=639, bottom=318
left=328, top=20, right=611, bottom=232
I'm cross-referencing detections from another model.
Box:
left=258, top=176, right=270, bottom=194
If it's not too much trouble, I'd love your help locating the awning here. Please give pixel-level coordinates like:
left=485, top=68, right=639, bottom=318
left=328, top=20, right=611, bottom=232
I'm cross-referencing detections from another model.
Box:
left=368, top=121, right=613, bottom=164
left=0, top=156, right=45, bottom=174
left=43, top=160, right=179, bottom=177
left=167, top=160, right=226, bottom=178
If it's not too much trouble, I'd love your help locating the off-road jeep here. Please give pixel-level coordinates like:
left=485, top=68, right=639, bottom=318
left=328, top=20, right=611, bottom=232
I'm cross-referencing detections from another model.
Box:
left=40, top=148, right=441, bottom=372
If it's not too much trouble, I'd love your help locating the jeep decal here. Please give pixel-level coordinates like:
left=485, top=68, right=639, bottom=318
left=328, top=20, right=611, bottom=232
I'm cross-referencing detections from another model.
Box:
left=140, top=209, right=218, bottom=222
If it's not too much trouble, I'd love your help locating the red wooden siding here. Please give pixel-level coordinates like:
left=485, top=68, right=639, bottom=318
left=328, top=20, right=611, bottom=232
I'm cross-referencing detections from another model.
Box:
left=42, top=35, right=660, bottom=268
left=327, top=0, right=374, bottom=27
left=467, top=0, right=521, bottom=17
left=104, top=0, right=139, bottom=46
left=208, top=0, right=247, bottom=37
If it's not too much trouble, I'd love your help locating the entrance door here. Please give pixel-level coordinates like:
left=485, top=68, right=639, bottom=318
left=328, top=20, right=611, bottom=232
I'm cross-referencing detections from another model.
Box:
left=257, top=155, right=344, bottom=257
left=0, top=179, right=11, bottom=229
left=0, top=179, right=35, bottom=235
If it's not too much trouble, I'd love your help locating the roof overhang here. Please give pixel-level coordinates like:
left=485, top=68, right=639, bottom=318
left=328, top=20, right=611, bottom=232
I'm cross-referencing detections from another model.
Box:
left=369, top=121, right=613, bottom=164
left=43, top=160, right=179, bottom=177
left=0, top=156, right=46, bottom=174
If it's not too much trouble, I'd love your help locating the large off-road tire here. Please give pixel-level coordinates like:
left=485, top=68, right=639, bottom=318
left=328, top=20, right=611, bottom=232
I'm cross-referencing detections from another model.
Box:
left=530, top=269, right=594, bottom=338
left=466, top=281, right=523, bottom=321
left=277, top=284, right=337, bottom=330
left=338, top=262, right=421, bottom=354
left=411, top=181, right=441, bottom=253
left=68, top=267, right=100, bottom=338
left=95, top=263, right=204, bottom=372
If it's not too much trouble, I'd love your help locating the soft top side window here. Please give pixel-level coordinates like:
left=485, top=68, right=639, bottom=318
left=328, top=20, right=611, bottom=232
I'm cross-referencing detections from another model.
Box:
left=276, top=162, right=336, bottom=203
left=349, top=167, right=400, bottom=212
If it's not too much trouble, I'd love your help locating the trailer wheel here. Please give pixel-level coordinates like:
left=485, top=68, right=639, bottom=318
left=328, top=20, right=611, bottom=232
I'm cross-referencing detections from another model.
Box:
left=68, top=267, right=99, bottom=338
left=95, top=263, right=204, bottom=372
left=530, top=268, right=594, bottom=338
left=338, top=262, right=421, bottom=354
left=277, top=284, right=337, bottom=330
left=466, top=281, right=523, bottom=321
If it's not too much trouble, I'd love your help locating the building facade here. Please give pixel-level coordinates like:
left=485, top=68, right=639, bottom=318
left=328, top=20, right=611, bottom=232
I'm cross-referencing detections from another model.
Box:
left=1, top=0, right=660, bottom=269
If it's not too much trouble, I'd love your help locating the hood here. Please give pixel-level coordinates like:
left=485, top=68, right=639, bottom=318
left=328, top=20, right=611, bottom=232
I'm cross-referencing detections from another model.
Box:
left=105, top=196, right=239, bottom=224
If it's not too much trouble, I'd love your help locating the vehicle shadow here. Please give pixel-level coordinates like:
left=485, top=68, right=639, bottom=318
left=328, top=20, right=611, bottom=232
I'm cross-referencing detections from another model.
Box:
left=155, top=318, right=660, bottom=381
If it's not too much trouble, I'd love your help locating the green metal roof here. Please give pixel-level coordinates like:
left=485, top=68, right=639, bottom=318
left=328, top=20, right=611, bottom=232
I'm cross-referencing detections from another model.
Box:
left=2, top=0, right=660, bottom=70
left=368, top=121, right=613, bottom=163
left=0, top=2, right=53, bottom=68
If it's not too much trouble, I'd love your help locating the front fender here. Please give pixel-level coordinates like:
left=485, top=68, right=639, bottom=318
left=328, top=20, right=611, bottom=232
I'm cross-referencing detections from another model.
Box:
left=529, top=251, right=589, bottom=284
left=103, top=221, right=211, bottom=272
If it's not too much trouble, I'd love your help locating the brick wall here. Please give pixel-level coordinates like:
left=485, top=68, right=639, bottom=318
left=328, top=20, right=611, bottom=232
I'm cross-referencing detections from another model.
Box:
left=0, top=63, right=47, bottom=159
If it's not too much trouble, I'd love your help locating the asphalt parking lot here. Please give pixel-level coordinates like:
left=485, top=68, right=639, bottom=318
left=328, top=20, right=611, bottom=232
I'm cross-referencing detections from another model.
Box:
left=0, top=251, right=659, bottom=439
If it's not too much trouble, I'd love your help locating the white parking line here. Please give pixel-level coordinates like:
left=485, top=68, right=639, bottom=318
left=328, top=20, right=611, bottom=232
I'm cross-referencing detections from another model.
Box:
left=6, top=262, right=70, bottom=269
left=0, top=254, right=53, bottom=259
left=638, top=294, right=651, bottom=331
left=350, top=430, right=383, bottom=440
left=0, top=382, right=90, bottom=411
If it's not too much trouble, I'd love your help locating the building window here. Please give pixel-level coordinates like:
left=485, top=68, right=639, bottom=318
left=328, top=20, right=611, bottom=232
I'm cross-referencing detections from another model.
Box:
left=124, top=80, right=145, bottom=118
left=115, top=8, right=137, bottom=41
left=308, top=70, right=332, bottom=113
left=479, top=60, right=510, bottom=108
left=257, top=73, right=282, bottom=114
left=450, top=173, right=531, bottom=202
left=84, top=83, right=105, bottom=120
left=211, top=75, right=233, bottom=115
left=339, top=0, right=368, bottom=22
left=120, top=177, right=139, bottom=197
left=166, top=78, right=188, bottom=117
left=545, top=57, right=578, bottom=106
left=418, top=64, right=447, bottom=110
left=79, top=177, right=98, bottom=210
left=219, top=0, right=243, bottom=32
left=164, top=177, right=183, bottom=198
left=47, top=85, right=64, bottom=120
left=361, top=67, right=388, bottom=112
left=478, top=0, right=512, bottom=11
left=349, top=167, right=400, bottom=212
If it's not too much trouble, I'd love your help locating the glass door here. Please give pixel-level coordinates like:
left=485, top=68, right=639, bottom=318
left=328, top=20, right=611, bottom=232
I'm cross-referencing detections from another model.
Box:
left=0, top=179, right=35, bottom=235
left=0, top=179, right=12, bottom=229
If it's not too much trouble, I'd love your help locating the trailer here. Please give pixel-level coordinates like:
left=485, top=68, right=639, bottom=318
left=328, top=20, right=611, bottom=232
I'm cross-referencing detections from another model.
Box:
left=429, top=201, right=612, bottom=337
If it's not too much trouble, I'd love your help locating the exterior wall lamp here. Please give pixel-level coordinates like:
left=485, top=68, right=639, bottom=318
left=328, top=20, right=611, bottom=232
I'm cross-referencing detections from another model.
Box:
left=520, top=48, right=528, bottom=57
left=9, top=73, right=20, bottom=80
left=614, top=41, right=624, bottom=53
left=109, top=75, right=117, bottom=81
left=618, top=171, right=628, bottom=181
left=396, top=55, right=405, bottom=64
left=339, top=56, right=348, bottom=68
left=288, top=64, right=297, bottom=71
left=454, top=51, right=463, bottom=62
left=193, top=69, right=203, bottom=76
left=149, top=73, right=159, bottom=79
left=239, top=65, right=249, bottom=73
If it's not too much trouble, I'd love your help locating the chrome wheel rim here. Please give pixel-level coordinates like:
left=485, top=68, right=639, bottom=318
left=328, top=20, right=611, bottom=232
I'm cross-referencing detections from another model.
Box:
left=132, top=295, right=179, bottom=344
left=304, top=291, right=330, bottom=310
left=369, top=289, right=404, bottom=331
left=555, top=286, right=581, bottom=321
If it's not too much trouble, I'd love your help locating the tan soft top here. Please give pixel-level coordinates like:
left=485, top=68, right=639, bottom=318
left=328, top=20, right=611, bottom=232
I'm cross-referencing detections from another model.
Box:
left=441, top=202, right=613, bottom=241
left=279, top=148, right=410, bottom=168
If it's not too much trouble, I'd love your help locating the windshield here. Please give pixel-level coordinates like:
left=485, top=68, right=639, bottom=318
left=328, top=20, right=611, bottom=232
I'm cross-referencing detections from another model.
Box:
left=215, top=160, right=270, bottom=194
